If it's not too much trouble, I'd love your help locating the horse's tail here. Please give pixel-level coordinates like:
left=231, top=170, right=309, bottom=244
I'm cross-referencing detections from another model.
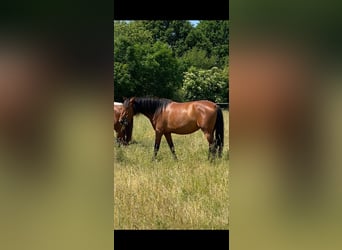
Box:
left=214, top=106, right=224, bottom=157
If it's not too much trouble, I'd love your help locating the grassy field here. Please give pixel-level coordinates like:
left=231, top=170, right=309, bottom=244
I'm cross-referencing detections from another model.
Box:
left=114, top=110, right=229, bottom=229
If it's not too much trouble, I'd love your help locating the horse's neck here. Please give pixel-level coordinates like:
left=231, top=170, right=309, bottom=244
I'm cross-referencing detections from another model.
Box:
left=135, top=110, right=156, bottom=127
left=139, top=112, right=155, bottom=123
left=145, top=114, right=157, bottom=129
left=134, top=100, right=160, bottom=126
left=134, top=105, right=152, bottom=118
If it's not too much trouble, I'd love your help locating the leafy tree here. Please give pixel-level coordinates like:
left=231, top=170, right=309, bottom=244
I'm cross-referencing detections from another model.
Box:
left=184, top=28, right=212, bottom=53
left=114, top=20, right=181, bottom=100
left=114, top=20, right=229, bottom=102
left=196, top=20, right=229, bottom=67
left=182, top=67, right=228, bottom=103
left=180, top=47, right=218, bottom=70
left=141, top=20, right=193, bottom=57
left=133, top=41, right=181, bottom=98
left=114, top=21, right=153, bottom=46
left=222, top=63, right=229, bottom=103
left=114, top=62, right=133, bottom=100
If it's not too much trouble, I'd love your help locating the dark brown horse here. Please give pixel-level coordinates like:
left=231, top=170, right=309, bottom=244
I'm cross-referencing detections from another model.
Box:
left=119, top=97, right=224, bottom=160
left=114, top=102, right=133, bottom=145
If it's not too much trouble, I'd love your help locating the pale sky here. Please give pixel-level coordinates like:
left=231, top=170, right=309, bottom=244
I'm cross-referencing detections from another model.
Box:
left=190, top=20, right=199, bottom=27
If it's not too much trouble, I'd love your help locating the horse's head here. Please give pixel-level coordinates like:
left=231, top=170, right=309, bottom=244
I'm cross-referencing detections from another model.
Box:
left=119, top=97, right=135, bottom=126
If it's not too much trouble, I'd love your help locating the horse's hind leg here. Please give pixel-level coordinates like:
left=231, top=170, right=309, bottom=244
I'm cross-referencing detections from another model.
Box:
left=164, top=133, right=177, bottom=160
left=203, top=130, right=216, bottom=161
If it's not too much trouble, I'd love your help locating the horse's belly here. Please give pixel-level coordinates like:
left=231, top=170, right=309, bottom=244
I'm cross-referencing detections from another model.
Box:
left=167, top=121, right=199, bottom=134
left=172, top=128, right=200, bottom=134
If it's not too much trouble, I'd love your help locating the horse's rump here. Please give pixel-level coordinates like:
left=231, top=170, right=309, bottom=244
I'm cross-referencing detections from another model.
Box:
left=161, top=100, right=217, bottom=133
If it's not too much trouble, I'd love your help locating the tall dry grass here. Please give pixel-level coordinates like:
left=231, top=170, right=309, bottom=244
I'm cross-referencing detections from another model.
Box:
left=114, top=111, right=229, bottom=229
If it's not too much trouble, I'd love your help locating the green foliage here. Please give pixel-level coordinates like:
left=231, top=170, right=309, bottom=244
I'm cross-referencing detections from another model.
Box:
left=180, top=47, right=218, bottom=70
left=114, top=21, right=153, bottom=46
left=114, top=21, right=181, bottom=101
left=184, top=28, right=212, bottom=53
left=141, top=20, right=193, bottom=57
left=114, top=20, right=229, bottom=102
left=196, top=20, right=229, bottom=67
left=182, top=67, right=228, bottom=103
left=137, top=41, right=181, bottom=98
left=197, top=21, right=229, bottom=48
left=114, top=62, right=133, bottom=99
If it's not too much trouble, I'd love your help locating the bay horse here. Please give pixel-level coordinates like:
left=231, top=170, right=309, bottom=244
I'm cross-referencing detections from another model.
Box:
left=119, top=97, right=224, bottom=161
left=114, top=102, right=133, bottom=145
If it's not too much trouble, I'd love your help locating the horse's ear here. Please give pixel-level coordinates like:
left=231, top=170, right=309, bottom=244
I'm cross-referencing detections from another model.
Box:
left=129, top=97, right=135, bottom=104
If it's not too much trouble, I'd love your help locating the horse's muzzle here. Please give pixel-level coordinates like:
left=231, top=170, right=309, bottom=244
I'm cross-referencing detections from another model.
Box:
left=119, top=119, right=128, bottom=126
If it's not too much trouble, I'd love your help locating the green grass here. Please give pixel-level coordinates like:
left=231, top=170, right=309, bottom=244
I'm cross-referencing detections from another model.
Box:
left=114, top=111, right=229, bottom=229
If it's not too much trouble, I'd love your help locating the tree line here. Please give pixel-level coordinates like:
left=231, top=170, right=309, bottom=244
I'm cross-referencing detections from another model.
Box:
left=114, top=20, right=229, bottom=103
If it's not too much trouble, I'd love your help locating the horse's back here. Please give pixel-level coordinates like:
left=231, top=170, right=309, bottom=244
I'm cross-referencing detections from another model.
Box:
left=194, top=100, right=218, bottom=109
left=161, top=100, right=218, bottom=133
left=170, top=100, right=216, bottom=108
left=182, top=100, right=217, bottom=113
left=166, top=100, right=217, bottom=117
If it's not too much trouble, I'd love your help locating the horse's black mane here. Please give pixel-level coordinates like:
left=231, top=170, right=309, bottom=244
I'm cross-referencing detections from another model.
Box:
left=124, top=97, right=171, bottom=116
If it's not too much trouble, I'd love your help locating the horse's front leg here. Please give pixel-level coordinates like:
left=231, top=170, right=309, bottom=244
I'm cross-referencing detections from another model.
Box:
left=152, top=131, right=163, bottom=161
left=164, top=133, right=177, bottom=160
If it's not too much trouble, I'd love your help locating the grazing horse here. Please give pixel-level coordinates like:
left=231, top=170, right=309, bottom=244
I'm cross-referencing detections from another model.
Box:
left=113, top=102, right=133, bottom=145
left=119, top=97, right=224, bottom=161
